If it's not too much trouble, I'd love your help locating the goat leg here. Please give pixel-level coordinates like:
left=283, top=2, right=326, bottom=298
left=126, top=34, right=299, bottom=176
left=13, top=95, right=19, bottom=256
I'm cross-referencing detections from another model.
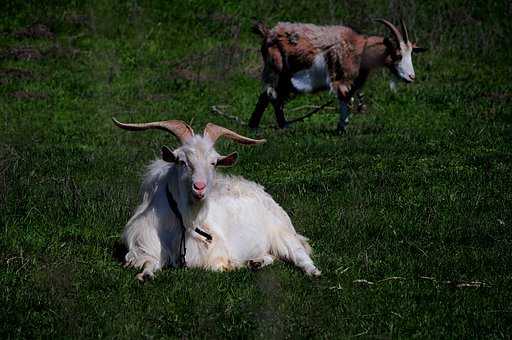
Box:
left=333, top=81, right=353, bottom=133
left=135, top=258, right=161, bottom=282
left=247, top=254, right=275, bottom=271
left=356, top=91, right=367, bottom=113
left=336, top=99, right=350, bottom=133
left=271, top=96, right=289, bottom=129
left=248, top=92, right=270, bottom=129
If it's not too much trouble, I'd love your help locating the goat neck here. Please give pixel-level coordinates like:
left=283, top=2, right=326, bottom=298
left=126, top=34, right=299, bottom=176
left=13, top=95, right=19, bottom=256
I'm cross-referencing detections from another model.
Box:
left=360, top=36, right=391, bottom=72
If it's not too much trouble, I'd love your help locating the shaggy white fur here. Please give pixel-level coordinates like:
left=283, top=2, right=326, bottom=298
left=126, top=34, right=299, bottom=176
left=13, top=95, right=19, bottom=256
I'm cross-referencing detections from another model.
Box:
left=122, top=136, right=320, bottom=281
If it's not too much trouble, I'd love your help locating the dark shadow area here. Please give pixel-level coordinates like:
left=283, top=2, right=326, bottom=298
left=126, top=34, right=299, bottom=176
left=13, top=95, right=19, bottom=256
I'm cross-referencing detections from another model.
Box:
left=112, top=239, right=127, bottom=264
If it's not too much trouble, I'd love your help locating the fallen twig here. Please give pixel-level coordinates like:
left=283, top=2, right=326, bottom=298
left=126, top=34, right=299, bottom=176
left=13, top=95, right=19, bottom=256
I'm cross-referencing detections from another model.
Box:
left=287, top=104, right=336, bottom=112
left=349, top=276, right=491, bottom=289
left=352, top=329, right=369, bottom=338
left=329, top=283, right=343, bottom=290
left=211, top=100, right=337, bottom=128
left=353, top=279, right=374, bottom=285
left=335, top=266, right=350, bottom=274
left=211, top=105, right=246, bottom=125
left=419, top=276, right=436, bottom=281
left=287, top=99, right=336, bottom=124
left=377, top=276, right=406, bottom=283
left=419, top=276, right=491, bottom=288
left=353, top=277, right=405, bottom=286
left=450, top=281, right=491, bottom=288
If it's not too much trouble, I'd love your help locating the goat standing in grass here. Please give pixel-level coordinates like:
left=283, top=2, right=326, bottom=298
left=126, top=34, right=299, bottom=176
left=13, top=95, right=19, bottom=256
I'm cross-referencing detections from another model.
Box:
left=248, top=18, right=427, bottom=132
left=113, top=118, right=321, bottom=281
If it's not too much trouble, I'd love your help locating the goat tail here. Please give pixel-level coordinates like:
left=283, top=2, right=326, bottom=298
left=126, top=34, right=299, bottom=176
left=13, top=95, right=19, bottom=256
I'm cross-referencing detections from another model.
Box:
left=251, top=20, right=270, bottom=38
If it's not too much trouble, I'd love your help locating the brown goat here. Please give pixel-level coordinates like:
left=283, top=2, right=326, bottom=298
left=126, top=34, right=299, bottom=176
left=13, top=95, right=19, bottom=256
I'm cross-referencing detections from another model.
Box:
left=248, top=19, right=427, bottom=132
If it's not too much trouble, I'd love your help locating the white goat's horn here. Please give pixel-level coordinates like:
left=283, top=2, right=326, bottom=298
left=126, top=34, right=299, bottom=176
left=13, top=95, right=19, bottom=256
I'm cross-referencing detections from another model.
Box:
left=400, top=19, right=409, bottom=43
left=374, top=18, right=403, bottom=44
left=203, top=123, right=266, bottom=145
left=112, top=117, right=194, bottom=144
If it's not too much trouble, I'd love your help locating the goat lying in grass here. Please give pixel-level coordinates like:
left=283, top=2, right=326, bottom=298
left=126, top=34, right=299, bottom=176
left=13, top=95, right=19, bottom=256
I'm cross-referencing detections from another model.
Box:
left=248, top=18, right=427, bottom=132
left=113, top=118, right=321, bottom=281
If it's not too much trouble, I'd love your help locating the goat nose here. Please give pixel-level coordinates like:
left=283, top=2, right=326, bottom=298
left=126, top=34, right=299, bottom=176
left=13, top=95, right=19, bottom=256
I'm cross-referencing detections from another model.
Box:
left=193, top=181, right=206, bottom=191
left=409, top=74, right=416, bottom=81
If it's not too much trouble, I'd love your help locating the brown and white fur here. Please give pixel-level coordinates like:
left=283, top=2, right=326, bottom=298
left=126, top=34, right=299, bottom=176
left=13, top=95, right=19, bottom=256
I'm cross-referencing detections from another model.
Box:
left=248, top=19, right=427, bottom=132
left=113, top=118, right=321, bottom=281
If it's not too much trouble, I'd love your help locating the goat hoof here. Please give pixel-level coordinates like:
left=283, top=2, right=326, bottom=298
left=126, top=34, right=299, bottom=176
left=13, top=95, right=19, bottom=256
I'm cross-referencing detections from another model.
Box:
left=336, top=126, right=347, bottom=135
left=278, top=121, right=291, bottom=129
left=136, top=271, right=154, bottom=282
left=307, top=268, right=322, bottom=277
left=248, top=259, right=263, bottom=271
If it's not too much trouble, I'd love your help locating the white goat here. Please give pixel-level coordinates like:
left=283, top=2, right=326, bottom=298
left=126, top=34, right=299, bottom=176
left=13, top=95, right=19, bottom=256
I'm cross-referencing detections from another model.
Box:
left=113, top=118, right=321, bottom=281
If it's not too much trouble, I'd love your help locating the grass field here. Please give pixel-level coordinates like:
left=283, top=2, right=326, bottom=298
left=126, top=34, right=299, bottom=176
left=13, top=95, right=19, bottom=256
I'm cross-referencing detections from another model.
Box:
left=1, top=0, right=512, bottom=338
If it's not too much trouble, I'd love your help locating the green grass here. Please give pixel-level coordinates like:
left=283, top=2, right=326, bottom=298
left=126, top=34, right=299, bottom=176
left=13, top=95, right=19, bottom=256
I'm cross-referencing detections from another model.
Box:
left=1, top=0, right=512, bottom=338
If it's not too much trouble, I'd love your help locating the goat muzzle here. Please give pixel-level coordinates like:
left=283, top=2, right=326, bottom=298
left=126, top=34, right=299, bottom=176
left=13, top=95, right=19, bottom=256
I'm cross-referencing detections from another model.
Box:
left=192, top=181, right=207, bottom=200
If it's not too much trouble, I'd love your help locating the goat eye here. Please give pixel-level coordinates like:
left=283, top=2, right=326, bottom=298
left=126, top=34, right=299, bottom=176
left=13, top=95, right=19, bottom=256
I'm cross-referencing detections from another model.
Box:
left=210, top=162, right=216, bottom=166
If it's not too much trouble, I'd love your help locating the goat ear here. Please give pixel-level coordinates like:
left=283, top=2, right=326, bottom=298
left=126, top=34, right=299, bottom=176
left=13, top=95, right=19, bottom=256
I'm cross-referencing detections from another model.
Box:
left=161, top=146, right=178, bottom=163
left=216, top=152, right=238, bottom=167
left=413, top=46, right=428, bottom=54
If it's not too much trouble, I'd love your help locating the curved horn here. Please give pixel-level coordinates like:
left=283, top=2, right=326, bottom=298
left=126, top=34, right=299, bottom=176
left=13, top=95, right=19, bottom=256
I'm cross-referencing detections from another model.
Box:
left=374, top=18, right=403, bottom=44
left=203, top=123, right=266, bottom=145
left=112, top=117, right=194, bottom=144
left=400, top=19, right=409, bottom=43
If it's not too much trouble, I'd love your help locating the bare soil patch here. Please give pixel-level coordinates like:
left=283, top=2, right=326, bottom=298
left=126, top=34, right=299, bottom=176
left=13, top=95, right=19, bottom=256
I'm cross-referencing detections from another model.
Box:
left=1, top=44, right=81, bottom=61
left=10, top=91, right=48, bottom=100
left=145, top=94, right=173, bottom=102
left=0, top=68, right=34, bottom=79
left=1, top=47, right=43, bottom=61
left=64, top=13, right=91, bottom=27
left=0, top=68, right=34, bottom=85
left=206, top=12, right=236, bottom=25
left=13, top=24, right=55, bottom=39
left=45, top=44, right=81, bottom=59
left=483, top=91, right=512, bottom=102
left=166, top=45, right=259, bottom=83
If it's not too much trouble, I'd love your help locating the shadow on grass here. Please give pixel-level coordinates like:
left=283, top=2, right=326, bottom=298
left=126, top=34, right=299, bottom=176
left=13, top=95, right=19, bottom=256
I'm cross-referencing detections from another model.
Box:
left=112, top=239, right=127, bottom=265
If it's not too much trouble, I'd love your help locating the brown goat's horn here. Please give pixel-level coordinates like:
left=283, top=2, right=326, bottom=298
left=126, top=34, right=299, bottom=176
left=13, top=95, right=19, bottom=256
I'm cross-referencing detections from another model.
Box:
left=374, top=18, right=403, bottom=44
left=400, top=19, right=409, bottom=43
left=203, top=123, right=266, bottom=145
left=112, top=117, right=194, bottom=144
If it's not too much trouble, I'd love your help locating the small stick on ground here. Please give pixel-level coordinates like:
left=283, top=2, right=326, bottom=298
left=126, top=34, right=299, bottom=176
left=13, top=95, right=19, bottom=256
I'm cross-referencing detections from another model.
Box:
left=452, top=281, right=490, bottom=288
left=377, top=276, right=406, bottom=283
left=287, top=99, right=335, bottom=124
left=419, top=276, right=491, bottom=288
left=287, top=104, right=336, bottom=112
left=210, top=105, right=273, bottom=129
left=211, top=105, right=246, bottom=126
left=353, top=279, right=374, bottom=285
left=211, top=101, right=336, bottom=128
